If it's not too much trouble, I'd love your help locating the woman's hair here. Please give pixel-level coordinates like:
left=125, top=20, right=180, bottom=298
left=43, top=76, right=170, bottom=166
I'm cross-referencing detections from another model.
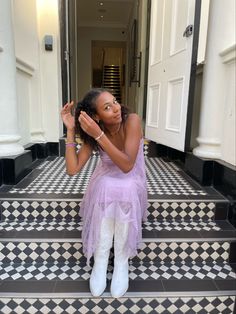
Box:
left=74, top=88, right=129, bottom=150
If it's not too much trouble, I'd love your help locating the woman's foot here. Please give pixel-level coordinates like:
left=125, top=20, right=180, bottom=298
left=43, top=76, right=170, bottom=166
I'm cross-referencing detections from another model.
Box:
left=110, top=261, right=129, bottom=298
left=90, top=258, right=108, bottom=296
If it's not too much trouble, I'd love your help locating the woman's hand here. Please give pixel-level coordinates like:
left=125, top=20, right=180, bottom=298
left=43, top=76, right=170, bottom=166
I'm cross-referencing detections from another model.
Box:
left=61, top=101, right=75, bottom=131
left=79, top=111, right=102, bottom=139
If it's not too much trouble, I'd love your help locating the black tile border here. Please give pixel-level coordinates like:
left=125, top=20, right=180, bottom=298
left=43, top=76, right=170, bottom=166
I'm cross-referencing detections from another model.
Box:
left=0, top=278, right=235, bottom=294
left=214, top=279, right=236, bottom=292
left=1, top=226, right=235, bottom=240
left=162, top=279, right=217, bottom=292
left=0, top=280, right=57, bottom=293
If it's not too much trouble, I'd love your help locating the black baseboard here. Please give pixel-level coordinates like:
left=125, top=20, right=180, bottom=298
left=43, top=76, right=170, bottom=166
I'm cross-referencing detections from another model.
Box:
left=1, top=151, right=33, bottom=185
left=0, top=142, right=59, bottom=186
left=156, top=144, right=186, bottom=163
left=25, top=142, right=59, bottom=160
left=185, top=153, right=214, bottom=186
left=0, top=159, right=3, bottom=186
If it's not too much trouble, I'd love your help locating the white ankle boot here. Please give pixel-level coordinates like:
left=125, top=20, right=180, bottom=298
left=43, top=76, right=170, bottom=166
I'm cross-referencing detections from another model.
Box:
left=110, top=222, right=129, bottom=298
left=90, top=218, right=114, bottom=297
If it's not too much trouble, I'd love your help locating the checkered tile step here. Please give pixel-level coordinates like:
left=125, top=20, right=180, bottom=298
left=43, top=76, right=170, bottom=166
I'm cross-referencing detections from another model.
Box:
left=7, top=156, right=208, bottom=196
left=0, top=241, right=231, bottom=264
left=145, top=157, right=207, bottom=196
left=0, top=296, right=235, bottom=313
left=0, top=261, right=235, bottom=281
left=0, top=200, right=80, bottom=220
left=0, top=200, right=220, bottom=221
left=0, top=218, right=224, bottom=232
left=147, top=201, right=217, bottom=220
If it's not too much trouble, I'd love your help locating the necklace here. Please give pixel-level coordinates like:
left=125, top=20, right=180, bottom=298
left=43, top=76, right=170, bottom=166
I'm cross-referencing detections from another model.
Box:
left=108, top=123, right=121, bottom=137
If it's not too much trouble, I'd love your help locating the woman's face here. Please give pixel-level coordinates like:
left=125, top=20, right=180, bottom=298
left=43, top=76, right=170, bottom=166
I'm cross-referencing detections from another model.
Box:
left=95, top=92, right=122, bottom=125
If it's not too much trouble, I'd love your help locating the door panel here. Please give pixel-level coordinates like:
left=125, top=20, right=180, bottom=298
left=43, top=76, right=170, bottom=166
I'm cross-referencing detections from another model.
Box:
left=145, top=0, right=196, bottom=151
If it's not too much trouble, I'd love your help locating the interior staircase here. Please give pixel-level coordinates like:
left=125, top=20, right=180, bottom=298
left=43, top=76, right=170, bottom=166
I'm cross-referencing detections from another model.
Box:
left=102, top=65, right=122, bottom=103
left=0, top=140, right=235, bottom=313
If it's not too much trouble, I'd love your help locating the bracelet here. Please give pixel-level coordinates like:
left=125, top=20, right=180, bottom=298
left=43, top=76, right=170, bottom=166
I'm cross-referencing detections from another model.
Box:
left=66, top=142, right=77, bottom=147
left=95, top=131, right=104, bottom=141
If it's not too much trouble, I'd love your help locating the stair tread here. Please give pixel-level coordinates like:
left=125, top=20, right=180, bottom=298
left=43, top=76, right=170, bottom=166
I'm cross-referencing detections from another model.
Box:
left=0, top=156, right=228, bottom=200
left=0, top=219, right=235, bottom=240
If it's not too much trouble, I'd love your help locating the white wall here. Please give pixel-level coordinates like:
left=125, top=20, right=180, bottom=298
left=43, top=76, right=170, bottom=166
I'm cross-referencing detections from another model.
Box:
left=12, top=0, right=62, bottom=145
left=12, top=0, right=42, bottom=145
left=36, top=0, right=62, bottom=142
left=77, top=27, right=127, bottom=100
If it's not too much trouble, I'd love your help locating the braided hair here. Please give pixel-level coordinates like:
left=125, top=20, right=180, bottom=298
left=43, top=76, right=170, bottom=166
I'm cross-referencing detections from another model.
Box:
left=74, top=88, right=129, bottom=150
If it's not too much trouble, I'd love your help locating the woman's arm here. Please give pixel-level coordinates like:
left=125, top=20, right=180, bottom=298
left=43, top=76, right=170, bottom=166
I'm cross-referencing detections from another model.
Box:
left=65, top=129, right=93, bottom=176
left=61, top=102, right=93, bottom=176
left=79, top=111, right=142, bottom=173
left=98, top=114, right=142, bottom=172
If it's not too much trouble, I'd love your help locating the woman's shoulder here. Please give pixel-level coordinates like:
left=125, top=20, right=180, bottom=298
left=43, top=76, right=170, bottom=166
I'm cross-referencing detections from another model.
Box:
left=124, top=113, right=141, bottom=125
left=123, top=113, right=142, bottom=137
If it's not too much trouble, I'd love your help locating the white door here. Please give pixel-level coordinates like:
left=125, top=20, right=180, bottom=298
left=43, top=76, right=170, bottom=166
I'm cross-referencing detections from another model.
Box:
left=145, top=0, right=197, bottom=151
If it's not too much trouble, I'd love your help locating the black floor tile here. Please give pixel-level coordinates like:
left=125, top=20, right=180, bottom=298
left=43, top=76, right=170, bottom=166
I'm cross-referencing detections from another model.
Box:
left=155, top=230, right=201, bottom=239
left=6, top=230, right=69, bottom=239
left=0, top=280, right=57, bottom=293
left=162, top=279, right=217, bottom=292
left=215, top=221, right=236, bottom=231
left=214, top=279, right=236, bottom=291
left=53, top=280, right=91, bottom=293
left=142, top=229, right=157, bottom=238
left=63, top=230, right=81, bottom=238
left=199, top=230, right=236, bottom=238
left=128, top=279, right=164, bottom=292
left=0, top=230, right=17, bottom=238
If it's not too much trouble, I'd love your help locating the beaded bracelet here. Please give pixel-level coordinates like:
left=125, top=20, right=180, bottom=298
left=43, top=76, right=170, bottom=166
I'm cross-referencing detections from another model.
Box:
left=66, top=142, right=77, bottom=147
left=95, top=131, right=104, bottom=141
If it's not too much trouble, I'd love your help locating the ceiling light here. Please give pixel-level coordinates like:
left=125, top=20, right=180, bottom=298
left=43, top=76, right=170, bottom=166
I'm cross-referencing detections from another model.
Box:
left=100, top=15, right=104, bottom=18
left=99, top=2, right=104, bottom=5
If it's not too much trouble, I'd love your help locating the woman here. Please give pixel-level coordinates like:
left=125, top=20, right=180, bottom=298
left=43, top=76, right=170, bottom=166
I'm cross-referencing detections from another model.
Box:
left=61, top=88, right=147, bottom=298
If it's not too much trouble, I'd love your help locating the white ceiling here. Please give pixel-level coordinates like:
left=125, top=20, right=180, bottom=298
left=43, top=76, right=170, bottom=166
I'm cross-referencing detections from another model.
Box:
left=77, top=0, right=135, bottom=28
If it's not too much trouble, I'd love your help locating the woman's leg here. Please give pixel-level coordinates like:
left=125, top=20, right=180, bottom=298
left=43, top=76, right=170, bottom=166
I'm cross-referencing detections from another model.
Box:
left=110, top=221, right=129, bottom=298
left=89, top=218, right=115, bottom=296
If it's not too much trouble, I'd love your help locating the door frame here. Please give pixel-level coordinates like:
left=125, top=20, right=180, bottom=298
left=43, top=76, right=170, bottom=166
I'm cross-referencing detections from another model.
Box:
left=184, top=0, right=202, bottom=152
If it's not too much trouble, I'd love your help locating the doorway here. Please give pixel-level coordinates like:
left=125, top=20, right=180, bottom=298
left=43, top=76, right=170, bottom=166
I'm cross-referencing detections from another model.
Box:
left=59, top=0, right=149, bottom=118
left=92, top=41, right=126, bottom=104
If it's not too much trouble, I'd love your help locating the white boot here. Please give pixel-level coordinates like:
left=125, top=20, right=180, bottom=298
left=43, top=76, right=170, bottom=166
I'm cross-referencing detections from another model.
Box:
left=110, top=222, right=129, bottom=298
left=90, top=218, right=114, bottom=297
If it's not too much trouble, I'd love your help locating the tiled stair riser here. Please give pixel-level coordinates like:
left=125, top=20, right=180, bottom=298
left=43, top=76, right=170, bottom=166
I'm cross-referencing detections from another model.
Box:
left=0, top=241, right=232, bottom=264
left=0, top=296, right=235, bottom=314
left=0, top=200, right=228, bottom=221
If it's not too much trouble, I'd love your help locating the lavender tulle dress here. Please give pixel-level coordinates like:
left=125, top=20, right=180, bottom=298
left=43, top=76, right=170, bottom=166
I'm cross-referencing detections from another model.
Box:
left=79, top=138, right=148, bottom=264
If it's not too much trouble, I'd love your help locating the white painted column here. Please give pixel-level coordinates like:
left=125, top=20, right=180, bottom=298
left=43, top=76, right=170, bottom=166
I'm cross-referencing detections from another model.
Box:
left=193, top=0, right=235, bottom=159
left=0, top=0, right=24, bottom=157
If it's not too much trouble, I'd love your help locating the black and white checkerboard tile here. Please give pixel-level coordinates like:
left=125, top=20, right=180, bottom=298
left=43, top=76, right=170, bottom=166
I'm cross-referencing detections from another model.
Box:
left=0, top=296, right=235, bottom=313
left=7, top=156, right=208, bottom=197
left=0, top=218, right=223, bottom=232
left=147, top=201, right=217, bottom=220
left=0, top=241, right=231, bottom=264
left=0, top=200, right=220, bottom=221
left=0, top=261, right=235, bottom=281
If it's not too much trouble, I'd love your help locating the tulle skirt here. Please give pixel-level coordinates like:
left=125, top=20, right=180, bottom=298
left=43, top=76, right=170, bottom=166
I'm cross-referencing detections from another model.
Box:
left=80, top=139, right=148, bottom=264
